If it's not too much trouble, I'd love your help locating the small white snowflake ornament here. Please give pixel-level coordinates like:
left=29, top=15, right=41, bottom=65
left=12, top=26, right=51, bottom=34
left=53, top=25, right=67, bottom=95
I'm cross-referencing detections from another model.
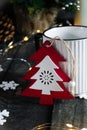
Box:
left=0, top=81, right=19, bottom=91
left=1, top=110, right=9, bottom=117
left=0, top=110, right=9, bottom=125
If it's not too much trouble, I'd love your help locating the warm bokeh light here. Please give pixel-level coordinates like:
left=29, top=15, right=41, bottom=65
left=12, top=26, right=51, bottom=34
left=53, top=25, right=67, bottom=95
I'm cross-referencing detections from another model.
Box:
left=81, top=128, right=87, bottom=130
left=23, top=36, right=29, bottom=41
left=29, top=67, right=32, bottom=71
left=36, top=30, right=41, bottom=33
left=8, top=41, right=13, bottom=47
left=66, top=123, right=73, bottom=128
left=9, top=45, right=14, bottom=49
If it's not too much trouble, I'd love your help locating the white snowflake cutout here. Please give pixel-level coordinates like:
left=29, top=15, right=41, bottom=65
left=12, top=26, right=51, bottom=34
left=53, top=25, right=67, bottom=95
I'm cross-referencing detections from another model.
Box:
left=0, top=65, right=3, bottom=72
left=0, top=81, right=19, bottom=91
left=0, top=110, right=9, bottom=125
left=30, top=56, right=63, bottom=95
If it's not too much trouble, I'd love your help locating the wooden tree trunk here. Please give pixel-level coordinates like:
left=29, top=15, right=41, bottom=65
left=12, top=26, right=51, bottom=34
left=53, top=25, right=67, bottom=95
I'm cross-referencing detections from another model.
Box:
left=52, top=98, right=87, bottom=129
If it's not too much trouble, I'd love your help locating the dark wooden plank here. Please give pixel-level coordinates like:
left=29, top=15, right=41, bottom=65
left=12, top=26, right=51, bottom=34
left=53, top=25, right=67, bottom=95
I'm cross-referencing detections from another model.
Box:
left=51, top=98, right=87, bottom=129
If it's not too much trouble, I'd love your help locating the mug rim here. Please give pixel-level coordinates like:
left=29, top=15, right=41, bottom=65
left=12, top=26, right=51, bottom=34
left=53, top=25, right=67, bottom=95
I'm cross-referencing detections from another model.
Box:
left=43, top=25, right=87, bottom=41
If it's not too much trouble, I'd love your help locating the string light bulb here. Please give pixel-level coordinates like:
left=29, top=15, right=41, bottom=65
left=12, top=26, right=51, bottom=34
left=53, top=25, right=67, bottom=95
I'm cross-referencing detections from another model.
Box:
left=77, top=0, right=80, bottom=4
left=9, top=45, right=14, bottom=49
left=62, top=7, right=66, bottom=10
left=29, top=67, right=32, bottom=71
left=58, top=23, right=63, bottom=27
left=65, top=4, right=69, bottom=7
left=66, top=123, right=73, bottom=128
left=8, top=41, right=13, bottom=47
left=69, top=2, right=73, bottom=5
left=23, top=36, right=29, bottom=41
left=36, top=29, right=41, bottom=33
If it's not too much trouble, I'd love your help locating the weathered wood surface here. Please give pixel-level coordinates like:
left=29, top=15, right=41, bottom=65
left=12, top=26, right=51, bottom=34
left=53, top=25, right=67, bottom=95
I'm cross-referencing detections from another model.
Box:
left=0, top=39, right=52, bottom=130
left=0, top=96, right=52, bottom=130
left=52, top=98, right=87, bottom=129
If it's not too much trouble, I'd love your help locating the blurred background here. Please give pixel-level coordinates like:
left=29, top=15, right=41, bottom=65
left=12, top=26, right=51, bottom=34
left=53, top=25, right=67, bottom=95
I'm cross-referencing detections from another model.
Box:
left=0, top=0, right=81, bottom=44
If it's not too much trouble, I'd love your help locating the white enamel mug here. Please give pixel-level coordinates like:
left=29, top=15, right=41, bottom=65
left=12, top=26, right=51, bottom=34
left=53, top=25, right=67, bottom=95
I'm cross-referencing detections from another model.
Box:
left=43, top=26, right=87, bottom=96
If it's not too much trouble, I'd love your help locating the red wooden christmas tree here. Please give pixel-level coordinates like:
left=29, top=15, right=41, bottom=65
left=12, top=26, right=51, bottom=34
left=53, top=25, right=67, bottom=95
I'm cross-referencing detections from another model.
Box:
left=21, top=41, right=73, bottom=105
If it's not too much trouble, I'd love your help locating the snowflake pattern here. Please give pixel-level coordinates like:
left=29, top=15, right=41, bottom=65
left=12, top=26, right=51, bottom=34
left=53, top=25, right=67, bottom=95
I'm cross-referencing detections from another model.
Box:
left=0, top=110, right=9, bottom=125
left=39, top=70, right=54, bottom=85
left=0, top=81, right=19, bottom=91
